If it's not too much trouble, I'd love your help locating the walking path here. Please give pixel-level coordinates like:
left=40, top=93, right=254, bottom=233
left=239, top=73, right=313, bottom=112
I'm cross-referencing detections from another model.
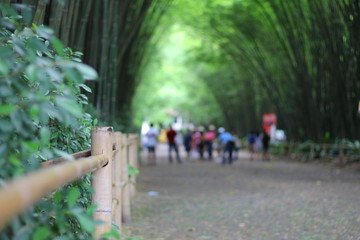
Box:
left=129, top=144, right=360, bottom=240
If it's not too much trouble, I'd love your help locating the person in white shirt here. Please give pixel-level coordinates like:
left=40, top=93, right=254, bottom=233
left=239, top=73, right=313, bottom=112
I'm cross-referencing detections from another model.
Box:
left=146, top=123, right=159, bottom=165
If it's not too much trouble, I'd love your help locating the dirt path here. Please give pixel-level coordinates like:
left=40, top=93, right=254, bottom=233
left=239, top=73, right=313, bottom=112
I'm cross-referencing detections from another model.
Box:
left=129, top=144, right=360, bottom=240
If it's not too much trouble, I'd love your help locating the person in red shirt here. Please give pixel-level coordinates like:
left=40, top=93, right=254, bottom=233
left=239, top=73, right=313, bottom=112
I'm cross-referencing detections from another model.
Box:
left=166, top=126, right=181, bottom=164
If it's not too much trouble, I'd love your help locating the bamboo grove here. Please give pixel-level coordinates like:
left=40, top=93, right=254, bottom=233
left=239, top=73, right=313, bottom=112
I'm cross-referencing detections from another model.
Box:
left=170, top=0, right=360, bottom=141
left=4, top=0, right=360, bottom=141
left=7, top=0, right=171, bottom=130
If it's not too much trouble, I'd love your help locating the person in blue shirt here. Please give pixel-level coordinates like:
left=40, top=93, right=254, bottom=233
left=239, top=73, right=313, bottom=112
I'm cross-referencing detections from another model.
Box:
left=218, top=129, right=235, bottom=164
left=247, top=131, right=257, bottom=160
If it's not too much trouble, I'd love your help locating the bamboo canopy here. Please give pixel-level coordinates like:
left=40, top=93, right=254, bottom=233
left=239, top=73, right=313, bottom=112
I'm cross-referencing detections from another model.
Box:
left=13, top=0, right=172, bottom=127
left=0, top=154, right=108, bottom=229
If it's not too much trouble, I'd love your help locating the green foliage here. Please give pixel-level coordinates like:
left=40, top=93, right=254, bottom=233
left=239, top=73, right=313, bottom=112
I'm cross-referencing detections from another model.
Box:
left=128, top=165, right=139, bottom=176
left=132, top=25, right=225, bottom=127
left=0, top=4, right=102, bottom=239
left=148, top=0, right=360, bottom=140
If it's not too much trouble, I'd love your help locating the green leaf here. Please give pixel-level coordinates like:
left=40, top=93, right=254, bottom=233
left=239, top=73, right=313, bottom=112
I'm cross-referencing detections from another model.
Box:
left=9, top=155, right=20, bottom=167
left=0, top=58, right=9, bottom=75
left=33, top=227, right=49, bottom=240
left=0, top=119, right=13, bottom=132
left=71, top=211, right=95, bottom=234
left=86, top=204, right=97, bottom=215
left=25, top=64, right=38, bottom=82
left=64, top=67, right=83, bottom=84
left=36, top=26, right=54, bottom=39
left=67, top=187, right=80, bottom=207
left=53, top=149, right=74, bottom=161
left=51, top=37, right=64, bottom=55
left=79, top=84, right=92, bottom=93
left=0, top=104, right=17, bottom=115
left=128, top=165, right=139, bottom=176
left=22, top=141, right=40, bottom=152
left=53, top=191, right=63, bottom=203
left=73, top=63, right=98, bottom=80
left=40, top=127, right=50, bottom=145
left=10, top=111, right=22, bottom=132
left=55, top=97, right=82, bottom=117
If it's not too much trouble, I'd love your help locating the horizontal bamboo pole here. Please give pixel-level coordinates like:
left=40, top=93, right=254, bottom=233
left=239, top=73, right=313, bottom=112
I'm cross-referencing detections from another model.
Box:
left=42, top=144, right=117, bottom=168
left=0, top=154, right=108, bottom=229
left=42, top=149, right=91, bottom=167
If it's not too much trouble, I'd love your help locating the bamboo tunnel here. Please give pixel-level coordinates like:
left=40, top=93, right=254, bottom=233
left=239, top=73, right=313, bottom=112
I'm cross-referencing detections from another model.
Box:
left=0, top=154, right=108, bottom=229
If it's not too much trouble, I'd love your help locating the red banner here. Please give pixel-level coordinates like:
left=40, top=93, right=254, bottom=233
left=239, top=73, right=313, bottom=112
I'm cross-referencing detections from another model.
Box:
left=262, top=113, right=277, bottom=135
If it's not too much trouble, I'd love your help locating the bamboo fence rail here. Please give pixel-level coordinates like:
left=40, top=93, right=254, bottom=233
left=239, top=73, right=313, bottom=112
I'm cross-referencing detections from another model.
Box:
left=0, top=127, right=139, bottom=237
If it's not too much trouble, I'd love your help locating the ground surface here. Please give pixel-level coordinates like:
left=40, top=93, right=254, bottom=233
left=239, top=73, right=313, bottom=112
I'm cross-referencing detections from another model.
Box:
left=129, top=144, right=360, bottom=240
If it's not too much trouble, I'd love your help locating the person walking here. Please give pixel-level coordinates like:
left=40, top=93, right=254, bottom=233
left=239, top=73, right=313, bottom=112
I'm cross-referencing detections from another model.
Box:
left=205, top=125, right=216, bottom=160
left=218, top=129, right=235, bottom=165
left=145, top=123, right=159, bottom=165
left=262, top=130, right=271, bottom=161
left=198, top=130, right=206, bottom=160
left=183, top=130, right=192, bottom=160
left=166, top=125, right=181, bottom=164
left=247, top=131, right=256, bottom=160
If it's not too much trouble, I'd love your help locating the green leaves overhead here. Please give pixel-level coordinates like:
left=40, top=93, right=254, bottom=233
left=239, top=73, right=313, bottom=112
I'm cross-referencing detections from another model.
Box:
left=161, top=0, right=360, bottom=140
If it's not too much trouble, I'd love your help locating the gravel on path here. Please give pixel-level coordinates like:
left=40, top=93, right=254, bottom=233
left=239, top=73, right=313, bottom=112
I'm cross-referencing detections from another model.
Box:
left=129, top=146, right=360, bottom=240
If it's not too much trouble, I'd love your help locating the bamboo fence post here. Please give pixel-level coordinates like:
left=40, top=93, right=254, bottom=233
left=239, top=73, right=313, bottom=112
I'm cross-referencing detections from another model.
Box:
left=122, top=134, right=131, bottom=224
left=129, top=134, right=138, bottom=197
left=91, top=127, right=113, bottom=237
left=339, top=145, right=344, bottom=163
left=112, top=132, right=123, bottom=230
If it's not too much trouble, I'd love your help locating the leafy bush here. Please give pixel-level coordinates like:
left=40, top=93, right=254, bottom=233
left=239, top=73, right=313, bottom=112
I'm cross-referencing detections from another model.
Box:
left=0, top=4, right=107, bottom=239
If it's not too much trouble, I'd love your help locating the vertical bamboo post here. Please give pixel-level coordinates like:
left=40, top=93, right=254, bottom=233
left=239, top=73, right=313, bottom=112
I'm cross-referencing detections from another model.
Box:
left=122, top=134, right=131, bottom=224
left=91, top=127, right=113, bottom=238
left=129, top=134, right=138, bottom=197
left=339, top=145, right=344, bottom=163
left=112, top=132, right=123, bottom=230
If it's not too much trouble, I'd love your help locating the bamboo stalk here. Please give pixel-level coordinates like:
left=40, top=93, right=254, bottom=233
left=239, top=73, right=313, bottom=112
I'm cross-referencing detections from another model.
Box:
left=32, top=0, right=47, bottom=25
left=0, top=154, right=108, bottom=229
left=121, top=134, right=131, bottom=224
left=91, top=127, right=113, bottom=237
left=112, top=132, right=123, bottom=230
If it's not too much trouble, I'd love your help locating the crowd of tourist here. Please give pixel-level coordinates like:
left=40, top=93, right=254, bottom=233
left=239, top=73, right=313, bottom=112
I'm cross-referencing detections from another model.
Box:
left=144, top=123, right=271, bottom=165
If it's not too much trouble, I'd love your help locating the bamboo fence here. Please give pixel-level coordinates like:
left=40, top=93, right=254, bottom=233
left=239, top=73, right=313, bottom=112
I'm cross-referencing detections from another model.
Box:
left=0, top=127, right=139, bottom=238
left=273, top=142, right=360, bottom=162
